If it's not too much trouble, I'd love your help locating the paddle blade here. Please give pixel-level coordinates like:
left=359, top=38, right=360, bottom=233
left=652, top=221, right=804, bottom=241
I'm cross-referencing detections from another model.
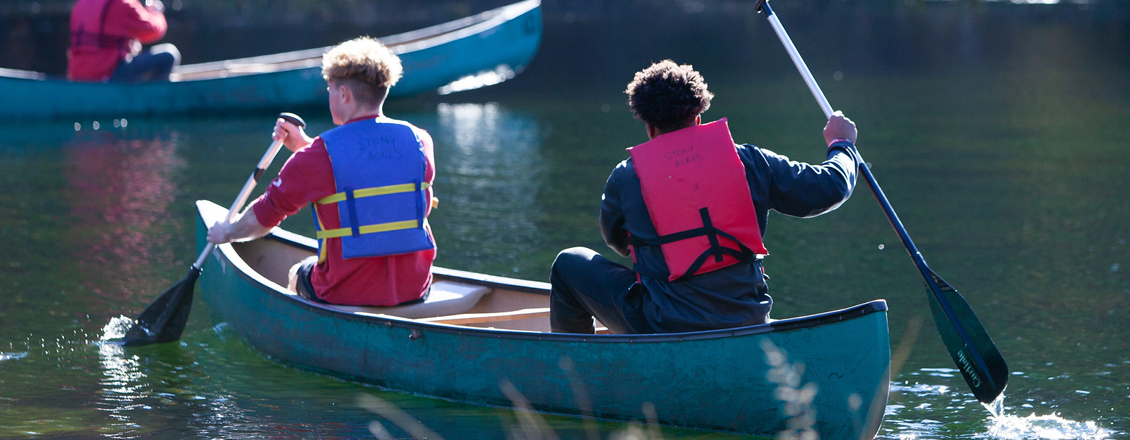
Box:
left=121, top=267, right=201, bottom=347
left=925, top=272, right=1009, bottom=404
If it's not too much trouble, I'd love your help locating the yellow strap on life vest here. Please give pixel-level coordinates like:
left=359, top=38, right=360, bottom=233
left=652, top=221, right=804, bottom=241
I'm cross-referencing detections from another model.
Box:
left=315, top=219, right=421, bottom=239
left=314, top=204, right=330, bottom=264
left=315, top=182, right=432, bottom=206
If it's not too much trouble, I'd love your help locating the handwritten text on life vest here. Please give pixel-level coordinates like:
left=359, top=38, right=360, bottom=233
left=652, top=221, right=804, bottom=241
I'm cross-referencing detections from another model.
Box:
left=359, top=136, right=404, bottom=160
left=664, top=146, right=703, bottom=167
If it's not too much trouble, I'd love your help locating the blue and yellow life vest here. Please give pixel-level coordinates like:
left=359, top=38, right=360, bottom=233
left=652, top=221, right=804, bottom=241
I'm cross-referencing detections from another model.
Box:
left=627, top=118, right=768, bottom=281
left=312, top=117, right=434, bottom=262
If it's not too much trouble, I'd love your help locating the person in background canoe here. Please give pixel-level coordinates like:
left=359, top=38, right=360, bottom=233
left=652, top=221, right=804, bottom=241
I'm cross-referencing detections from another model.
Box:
left=207, top=36, right=437, bottom=307
left=549, top=60, right=859, bottom=334
left=67, top=0, right=180, bottom=82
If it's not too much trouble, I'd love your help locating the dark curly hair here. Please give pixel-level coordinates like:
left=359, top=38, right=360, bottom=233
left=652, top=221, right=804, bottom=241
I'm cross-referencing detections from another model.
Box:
left=625, top=60, right=713, bottom=133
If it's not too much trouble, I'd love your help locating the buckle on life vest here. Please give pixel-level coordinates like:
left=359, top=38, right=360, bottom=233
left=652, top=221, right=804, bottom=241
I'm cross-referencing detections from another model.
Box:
left=629, top=207, right=758, bottom=282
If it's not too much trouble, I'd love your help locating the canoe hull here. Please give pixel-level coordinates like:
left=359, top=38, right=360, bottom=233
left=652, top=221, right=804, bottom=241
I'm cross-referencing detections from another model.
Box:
left=194, top=200, right=889, bottom=439
left=0, top=0, right=541, bottom=120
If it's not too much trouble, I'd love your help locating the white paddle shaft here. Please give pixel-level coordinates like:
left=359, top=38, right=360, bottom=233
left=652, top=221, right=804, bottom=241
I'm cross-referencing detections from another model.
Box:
left=764, top=13, right=834, bottom=119
left=191, top=137, right=287, bottom=269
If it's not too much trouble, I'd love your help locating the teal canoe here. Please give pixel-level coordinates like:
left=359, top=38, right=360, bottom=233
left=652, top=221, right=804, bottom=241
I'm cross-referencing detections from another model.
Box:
left=193, top=199, right=890, bottom=439
left=0, top=0, right=541, bottom=120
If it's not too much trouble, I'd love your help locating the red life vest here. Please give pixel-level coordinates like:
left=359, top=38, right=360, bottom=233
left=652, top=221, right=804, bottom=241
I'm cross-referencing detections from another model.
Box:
left=627, top=118, right=768, bottom=281
left=67, top=0, right=167, bottom=81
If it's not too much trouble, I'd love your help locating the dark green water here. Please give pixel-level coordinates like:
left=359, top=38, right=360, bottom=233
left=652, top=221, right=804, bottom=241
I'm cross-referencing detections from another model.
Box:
left=2, top=2, right=1129, bottom=439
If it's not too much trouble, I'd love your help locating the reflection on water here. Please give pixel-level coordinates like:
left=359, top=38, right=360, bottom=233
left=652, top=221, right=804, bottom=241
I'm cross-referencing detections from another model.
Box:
left=438, top=65, right=518, bottom=95
left=97, top=327, right=147, bottom=435
left=424, top=102, right=548, bottom=277
left=64, top=131, right=185, bottom=305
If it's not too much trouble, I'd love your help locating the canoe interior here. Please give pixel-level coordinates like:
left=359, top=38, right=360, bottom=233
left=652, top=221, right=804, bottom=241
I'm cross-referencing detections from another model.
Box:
left=232, top=229, right=557, bottom=332
left=205, top=198, right=889, bottom=340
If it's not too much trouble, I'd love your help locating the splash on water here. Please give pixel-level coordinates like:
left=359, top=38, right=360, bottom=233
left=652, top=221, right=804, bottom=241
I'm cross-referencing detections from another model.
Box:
left=981, top=412, right=1112, bottom=440
left=101, top=315, right=136, bottom=341
left=0, top=351, right=28, bottom=362
left=984, top=394, right=1005, bottom=418
left=975, top=394, right=1113, bottom=440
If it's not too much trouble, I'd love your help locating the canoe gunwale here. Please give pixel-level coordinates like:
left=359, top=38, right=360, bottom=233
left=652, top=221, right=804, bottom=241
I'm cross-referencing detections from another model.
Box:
left=207, top=201, right=888, bottom=344
left=168, top=0, right=541, bottom=81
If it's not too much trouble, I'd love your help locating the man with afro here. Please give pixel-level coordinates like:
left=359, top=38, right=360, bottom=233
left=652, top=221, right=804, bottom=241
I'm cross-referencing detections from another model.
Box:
left=549, top=60, right=859, bottom=334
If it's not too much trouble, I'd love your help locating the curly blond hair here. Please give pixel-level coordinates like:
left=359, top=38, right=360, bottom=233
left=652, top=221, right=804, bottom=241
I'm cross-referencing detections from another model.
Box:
left=625, top=60, right=713, bottom=133
left=322, top=36, right=403, bottom=105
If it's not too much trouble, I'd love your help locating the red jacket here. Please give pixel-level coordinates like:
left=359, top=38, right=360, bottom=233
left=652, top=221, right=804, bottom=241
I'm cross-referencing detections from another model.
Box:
left=67, top=0, right=167, bottom=81
left=252, top=116, right=437, bottom=306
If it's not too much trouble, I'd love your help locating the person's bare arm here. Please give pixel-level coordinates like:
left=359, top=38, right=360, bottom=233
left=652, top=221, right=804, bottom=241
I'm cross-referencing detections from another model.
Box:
left=207, top=209, right=272, bottom=244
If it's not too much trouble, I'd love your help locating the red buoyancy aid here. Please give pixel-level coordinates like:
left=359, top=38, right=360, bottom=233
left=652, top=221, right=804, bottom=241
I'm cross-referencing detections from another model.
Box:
left=68, top=0, right=167, bottom=81
left=627, top=118, right=768, bottom=281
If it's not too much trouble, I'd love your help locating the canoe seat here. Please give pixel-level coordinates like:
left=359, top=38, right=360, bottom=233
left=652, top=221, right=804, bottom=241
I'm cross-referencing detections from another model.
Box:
left=322, top=280, right=492, bottom=319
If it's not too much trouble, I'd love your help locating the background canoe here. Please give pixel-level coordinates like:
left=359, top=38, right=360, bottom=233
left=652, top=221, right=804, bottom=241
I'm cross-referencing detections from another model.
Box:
left=0, top=0, right=541, bottom=120
left=192, top=199, right=891, bottom=439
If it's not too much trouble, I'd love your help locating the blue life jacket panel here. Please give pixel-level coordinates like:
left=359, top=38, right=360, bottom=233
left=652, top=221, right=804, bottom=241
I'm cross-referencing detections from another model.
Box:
left=313, top=117, right=434, bottom=260
left=627, top=118, right=768, bottom=281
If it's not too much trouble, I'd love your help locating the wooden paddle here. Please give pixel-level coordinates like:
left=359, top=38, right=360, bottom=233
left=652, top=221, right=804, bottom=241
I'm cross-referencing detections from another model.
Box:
left=755, top=0, right=1008, bottom=404
left=121, top=112, right=306, bottom=347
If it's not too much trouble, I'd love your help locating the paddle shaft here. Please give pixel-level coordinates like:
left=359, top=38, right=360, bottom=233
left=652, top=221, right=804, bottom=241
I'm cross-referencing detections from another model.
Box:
left=190, top=140, right=283, bottom=268
left=191, top=113, right=304, bottom=269
left=757, top=0, right=999, bottom=391
left=760, top=1, right=930, bottom=272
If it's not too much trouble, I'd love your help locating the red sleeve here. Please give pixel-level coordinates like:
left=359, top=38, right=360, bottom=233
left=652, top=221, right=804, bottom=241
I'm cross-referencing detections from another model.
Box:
left=104, top=0, right=167, bottom=43
left=251, top=138, right=336, bottom=228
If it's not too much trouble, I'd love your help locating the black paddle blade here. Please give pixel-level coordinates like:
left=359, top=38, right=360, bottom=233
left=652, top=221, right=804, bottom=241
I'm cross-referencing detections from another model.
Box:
left=121, top=267, right=201, bottom=347
left=924, top=272, right=1009, bottom=404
